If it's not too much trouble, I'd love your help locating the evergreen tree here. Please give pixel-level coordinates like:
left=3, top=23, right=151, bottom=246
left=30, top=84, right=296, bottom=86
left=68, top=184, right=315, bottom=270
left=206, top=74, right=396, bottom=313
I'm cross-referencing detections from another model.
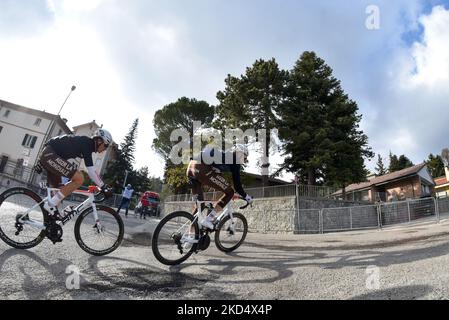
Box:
left=375, top=154, right=387, bottom=176
left=215, top=58, right=288, bottom=186
left=389, top=151, right=414, bottom=173
left=277, top=51, right=373, bottom=195
left=426, top=153, right=445, bottom=178
left=103, top=119, right=139, bottom=193
left=388, top=151, right=400, bottom=172
left=133, top=166, right=163, bottom=194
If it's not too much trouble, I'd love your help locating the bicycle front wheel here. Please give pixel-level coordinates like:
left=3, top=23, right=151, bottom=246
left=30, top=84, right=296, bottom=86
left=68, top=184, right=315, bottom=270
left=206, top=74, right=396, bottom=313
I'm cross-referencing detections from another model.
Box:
left=0, top=187, right=47, bottom=249
left=74, top=205, right=124, bottom=256
left=152, top=211, right=199, bottom=265
left=215, top=212, right=248, bottom=252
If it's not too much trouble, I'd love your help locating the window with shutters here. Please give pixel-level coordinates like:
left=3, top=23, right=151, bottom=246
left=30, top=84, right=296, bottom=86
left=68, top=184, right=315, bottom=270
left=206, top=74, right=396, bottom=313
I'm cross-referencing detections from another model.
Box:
left=22, top=134, right=38, bottom=148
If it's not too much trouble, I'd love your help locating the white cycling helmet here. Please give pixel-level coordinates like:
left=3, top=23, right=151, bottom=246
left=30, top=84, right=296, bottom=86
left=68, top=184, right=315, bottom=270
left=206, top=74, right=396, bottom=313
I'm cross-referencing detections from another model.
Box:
left=93, top=128, right=113, bottom=146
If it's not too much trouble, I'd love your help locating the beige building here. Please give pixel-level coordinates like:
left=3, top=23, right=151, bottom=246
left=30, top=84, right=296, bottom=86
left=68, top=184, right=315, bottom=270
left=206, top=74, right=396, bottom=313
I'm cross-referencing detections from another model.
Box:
left=0, top=100, right=117, bottom=187
left=434, top=167, right=449, bottom=198
left=0, top=99, right=72, bottom=183
left=72, top=120, right=117, bottom=176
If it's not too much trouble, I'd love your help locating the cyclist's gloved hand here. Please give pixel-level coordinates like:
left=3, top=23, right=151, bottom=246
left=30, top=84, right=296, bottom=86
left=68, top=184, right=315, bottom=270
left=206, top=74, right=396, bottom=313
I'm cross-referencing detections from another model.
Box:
left=245, top=194, right=253, bottom=204
left=101, top=184, right=114, bottom=198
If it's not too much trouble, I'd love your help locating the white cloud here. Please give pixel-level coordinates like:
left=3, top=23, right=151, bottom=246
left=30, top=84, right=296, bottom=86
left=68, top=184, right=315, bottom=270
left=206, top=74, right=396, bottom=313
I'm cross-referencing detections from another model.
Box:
left=404, top=5, right=449, bottom=89
left=47, top=0, right=105, bottom=15
left=368, top=4, right=449, bottom=168
left=4, top=0, right=449, bottom=182
left=0, top=4, right=165, bottom=178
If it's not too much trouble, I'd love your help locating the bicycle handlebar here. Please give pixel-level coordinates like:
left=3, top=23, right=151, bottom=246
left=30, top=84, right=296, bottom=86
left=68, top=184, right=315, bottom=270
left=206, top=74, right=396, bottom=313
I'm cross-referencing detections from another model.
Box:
left=237, top=196, right=253, bottom=210
left=92, top=187, right=113, bottom=204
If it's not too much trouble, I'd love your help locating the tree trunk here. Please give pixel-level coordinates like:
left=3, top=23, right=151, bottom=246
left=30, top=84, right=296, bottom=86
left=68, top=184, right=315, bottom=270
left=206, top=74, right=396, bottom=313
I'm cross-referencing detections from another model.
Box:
left=307, top=169, right=315, bottom=185
left=261, top=118, right=271, bottom=189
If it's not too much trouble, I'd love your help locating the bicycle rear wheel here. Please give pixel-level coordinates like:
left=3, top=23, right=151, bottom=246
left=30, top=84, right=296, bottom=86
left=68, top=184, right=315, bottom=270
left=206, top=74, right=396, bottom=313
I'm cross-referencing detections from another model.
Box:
left=74, top=205, right=124, bottom=256
left=152, top=211, right=199, bottom=265
left=215, top=212, right=248, bottom=252
left=0, top=187, right=48, bottom=249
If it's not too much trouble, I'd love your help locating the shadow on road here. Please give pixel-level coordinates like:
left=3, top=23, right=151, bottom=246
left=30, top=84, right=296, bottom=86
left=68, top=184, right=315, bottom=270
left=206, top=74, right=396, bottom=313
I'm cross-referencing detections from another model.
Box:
left=167, top=232, right=449, bottom=286
left=0, top=248, right=77, bottom=299
left=87, top=255, right=237, bottom=299
left=0, top=248, right=236, bottom=299
left=349, top=285, right=433, bottom=300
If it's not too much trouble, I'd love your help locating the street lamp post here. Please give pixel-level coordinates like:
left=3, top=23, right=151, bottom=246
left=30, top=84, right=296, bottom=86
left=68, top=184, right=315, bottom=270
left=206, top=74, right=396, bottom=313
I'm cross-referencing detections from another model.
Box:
left=28, top=86, right=76, bottom=185
left=123, top=170, right=129, bottom=188
left=57, top=85, right=77, bottom=116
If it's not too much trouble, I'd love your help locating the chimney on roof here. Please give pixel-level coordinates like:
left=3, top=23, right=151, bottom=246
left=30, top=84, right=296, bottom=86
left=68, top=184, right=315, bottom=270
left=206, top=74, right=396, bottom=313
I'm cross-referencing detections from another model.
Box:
left=62, top=118, right=68, bottom=123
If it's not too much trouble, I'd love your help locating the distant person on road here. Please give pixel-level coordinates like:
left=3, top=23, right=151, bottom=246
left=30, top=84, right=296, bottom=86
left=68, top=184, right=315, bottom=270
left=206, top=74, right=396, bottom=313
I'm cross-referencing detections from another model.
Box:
left=117, top=184, right=134, bottom=218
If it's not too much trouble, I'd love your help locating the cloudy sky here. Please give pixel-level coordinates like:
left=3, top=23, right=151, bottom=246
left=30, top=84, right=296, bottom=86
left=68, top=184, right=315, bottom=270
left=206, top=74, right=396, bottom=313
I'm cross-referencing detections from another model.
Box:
left=1, top=0, right=449, bottom=180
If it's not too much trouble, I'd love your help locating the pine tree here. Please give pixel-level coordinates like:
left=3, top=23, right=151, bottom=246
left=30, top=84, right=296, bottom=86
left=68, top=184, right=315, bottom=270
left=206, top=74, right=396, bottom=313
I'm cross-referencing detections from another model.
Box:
left=375, top=154, right=387, bottom=176
left=277, top=51, right=373, bottom=194
left=103, top=119, right=139, bottom=193
left=389, top=151, right=414, bottom=173
left=215, top=58, right=288, bottom=186
left=426, top=153, right=445, bottom=178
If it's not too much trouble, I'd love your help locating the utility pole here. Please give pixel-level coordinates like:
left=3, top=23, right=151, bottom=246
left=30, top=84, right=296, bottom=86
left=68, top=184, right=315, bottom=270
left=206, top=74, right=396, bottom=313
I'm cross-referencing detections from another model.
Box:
left=123, top=170, right=129, bottom=188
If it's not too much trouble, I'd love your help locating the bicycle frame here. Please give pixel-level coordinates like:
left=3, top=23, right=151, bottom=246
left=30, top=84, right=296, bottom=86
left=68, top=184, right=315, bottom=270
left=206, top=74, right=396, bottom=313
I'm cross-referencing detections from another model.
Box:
left=175, top=196, right=239, bottom=244
left=17, top=187, right=101, bottom=230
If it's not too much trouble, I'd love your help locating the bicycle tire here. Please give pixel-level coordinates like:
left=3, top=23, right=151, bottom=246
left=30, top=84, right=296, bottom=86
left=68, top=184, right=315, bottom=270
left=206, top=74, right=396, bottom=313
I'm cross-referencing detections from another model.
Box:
left=74, top=205, right=124, bottom=256
left=215, top=212, right=248, bottom=253
left=152, top=211, right=199, bottom=265
left=0, top=187, right=48, bottom=249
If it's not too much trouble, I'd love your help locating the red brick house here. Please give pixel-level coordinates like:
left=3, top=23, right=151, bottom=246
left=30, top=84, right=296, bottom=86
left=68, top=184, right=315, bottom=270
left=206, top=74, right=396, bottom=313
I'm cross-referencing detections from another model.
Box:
left=334, top=163, right=435, bottom=202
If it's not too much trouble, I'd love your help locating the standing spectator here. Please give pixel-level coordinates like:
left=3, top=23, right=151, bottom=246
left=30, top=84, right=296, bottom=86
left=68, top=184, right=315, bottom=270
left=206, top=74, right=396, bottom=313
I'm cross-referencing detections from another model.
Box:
left=117, top=184, right=134, bottom=218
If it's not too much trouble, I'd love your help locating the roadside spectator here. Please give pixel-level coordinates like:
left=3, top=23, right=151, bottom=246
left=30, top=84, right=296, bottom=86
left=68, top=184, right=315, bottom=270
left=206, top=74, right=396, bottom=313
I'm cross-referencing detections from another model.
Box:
left=117, top=184, right=134, bottom=218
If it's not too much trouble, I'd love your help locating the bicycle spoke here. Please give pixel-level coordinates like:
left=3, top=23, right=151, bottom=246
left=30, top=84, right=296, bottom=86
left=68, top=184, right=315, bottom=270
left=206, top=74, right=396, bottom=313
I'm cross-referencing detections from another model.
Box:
left=75, top=207, right=123, bottom=255
left=215, top=213, right=247, bottom=252
left=152, top=212, right=198, bottom=265
left=0, top=188, right=46, bottom=249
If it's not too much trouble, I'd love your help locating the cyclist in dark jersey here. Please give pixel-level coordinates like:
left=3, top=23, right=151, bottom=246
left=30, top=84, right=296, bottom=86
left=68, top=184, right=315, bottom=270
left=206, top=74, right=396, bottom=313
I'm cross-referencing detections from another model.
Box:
left=186, top=144, right=253, bottom=230
left=38, top=128, right=113, bottom=220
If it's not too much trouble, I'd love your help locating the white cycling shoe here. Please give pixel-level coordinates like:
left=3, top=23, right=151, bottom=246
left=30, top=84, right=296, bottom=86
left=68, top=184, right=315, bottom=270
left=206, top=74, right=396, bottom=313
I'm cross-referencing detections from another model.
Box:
left=200, top=217, right=215, bottom=230
left=181, top=234, right=196, bottom=250
left=43, top=202, right=64, bottom=220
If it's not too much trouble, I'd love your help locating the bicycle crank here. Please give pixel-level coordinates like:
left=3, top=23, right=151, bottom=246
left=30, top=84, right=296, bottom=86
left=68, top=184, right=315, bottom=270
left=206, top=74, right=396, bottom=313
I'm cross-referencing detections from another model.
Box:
left=171, top=232, right=184, bottom=254
left=14, top=222, right=23, bottom=236
left=198, top=234, right=211, bottom=251
left=46, top=222, right=63, bottom=244
left=14, top=213, right=29, bottom=236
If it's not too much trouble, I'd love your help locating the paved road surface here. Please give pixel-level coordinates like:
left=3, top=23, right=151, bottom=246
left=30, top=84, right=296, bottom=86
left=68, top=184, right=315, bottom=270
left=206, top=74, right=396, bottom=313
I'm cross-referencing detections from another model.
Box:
left=2, top=211, right=449, bottom=300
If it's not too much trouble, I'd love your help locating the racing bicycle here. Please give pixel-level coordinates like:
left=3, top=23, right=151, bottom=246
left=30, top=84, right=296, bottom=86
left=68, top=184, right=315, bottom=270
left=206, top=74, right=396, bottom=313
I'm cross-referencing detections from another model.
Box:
left=0, top=184, right=124, bottom=256
left=152, top=195, right=251, bottom=265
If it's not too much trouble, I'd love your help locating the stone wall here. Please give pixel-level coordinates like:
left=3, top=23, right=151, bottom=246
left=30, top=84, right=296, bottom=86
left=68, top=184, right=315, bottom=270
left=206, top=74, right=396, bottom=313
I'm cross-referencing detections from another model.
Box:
left=162, top=196, right=297, bottom=234
left=163, top=196, right=370, bottom=234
